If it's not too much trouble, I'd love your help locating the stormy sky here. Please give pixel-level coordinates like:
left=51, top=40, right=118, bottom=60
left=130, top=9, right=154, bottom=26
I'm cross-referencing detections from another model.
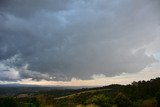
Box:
left=0, top=0, right=160, bottom=84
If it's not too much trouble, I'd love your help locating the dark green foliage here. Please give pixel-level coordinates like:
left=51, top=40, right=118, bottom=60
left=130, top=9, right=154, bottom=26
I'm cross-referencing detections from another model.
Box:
left=0, top=97, right=18, bottom=107
left=0, top=97, right=40, bottom=107
left=114, top=92, right=132, bottom=107
left=156, top=90, right=160, bottom=106
left=132, top=99, right=143, bottom=107
left=122, top=77, right=160, bottom=101
left=29, top=97, right=40, bottom=107
left=86, top=94, right=111, bottom=107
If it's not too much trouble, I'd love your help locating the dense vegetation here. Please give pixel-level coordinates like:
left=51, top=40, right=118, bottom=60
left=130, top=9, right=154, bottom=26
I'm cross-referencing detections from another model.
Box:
left=0, top=77, right=160, bottom=107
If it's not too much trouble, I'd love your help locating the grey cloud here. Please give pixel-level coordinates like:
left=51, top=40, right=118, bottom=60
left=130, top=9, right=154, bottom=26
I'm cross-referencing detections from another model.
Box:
left=0, top=0, right=71, bottom=18
left=0, top=0, right=159, bottom=81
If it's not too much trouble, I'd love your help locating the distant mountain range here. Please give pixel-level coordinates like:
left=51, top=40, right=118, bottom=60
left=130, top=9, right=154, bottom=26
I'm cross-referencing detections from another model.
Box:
left=0, top=83, right=94, bottom=89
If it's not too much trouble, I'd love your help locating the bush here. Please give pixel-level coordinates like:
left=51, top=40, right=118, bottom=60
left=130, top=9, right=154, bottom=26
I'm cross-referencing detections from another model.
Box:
left=0, top=97, right=18, bottom=107
left=156, top=90, right=160, bottom=106
left=86, top=94, right=111, bottom=107
left=114, top=92, right=132, bottom=107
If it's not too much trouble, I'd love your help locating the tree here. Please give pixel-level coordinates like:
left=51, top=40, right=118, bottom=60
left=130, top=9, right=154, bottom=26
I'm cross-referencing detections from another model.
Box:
left=86, top=94, right=111, bottom=107
left=114, top=92, right=132, bottom=107
left=0, top=97, right=18, bottom=107
left=156, top=90, right=160, bottom=106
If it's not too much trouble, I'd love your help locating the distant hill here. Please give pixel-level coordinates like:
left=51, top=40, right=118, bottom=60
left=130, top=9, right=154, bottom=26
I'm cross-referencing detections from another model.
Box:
left=0, top=77, right=160, bottom=107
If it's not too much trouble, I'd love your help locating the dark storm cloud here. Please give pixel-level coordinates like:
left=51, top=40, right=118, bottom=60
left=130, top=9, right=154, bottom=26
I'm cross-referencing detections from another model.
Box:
left=0, top=0, right=70, bottom=18
left=0, top=0, right=159, bottom=81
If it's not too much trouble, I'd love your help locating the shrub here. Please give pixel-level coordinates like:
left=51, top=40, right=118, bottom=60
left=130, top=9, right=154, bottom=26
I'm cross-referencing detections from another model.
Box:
left=114, top=92, right=132, bottom=107
left=86, top=94, right=111, bottom=107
